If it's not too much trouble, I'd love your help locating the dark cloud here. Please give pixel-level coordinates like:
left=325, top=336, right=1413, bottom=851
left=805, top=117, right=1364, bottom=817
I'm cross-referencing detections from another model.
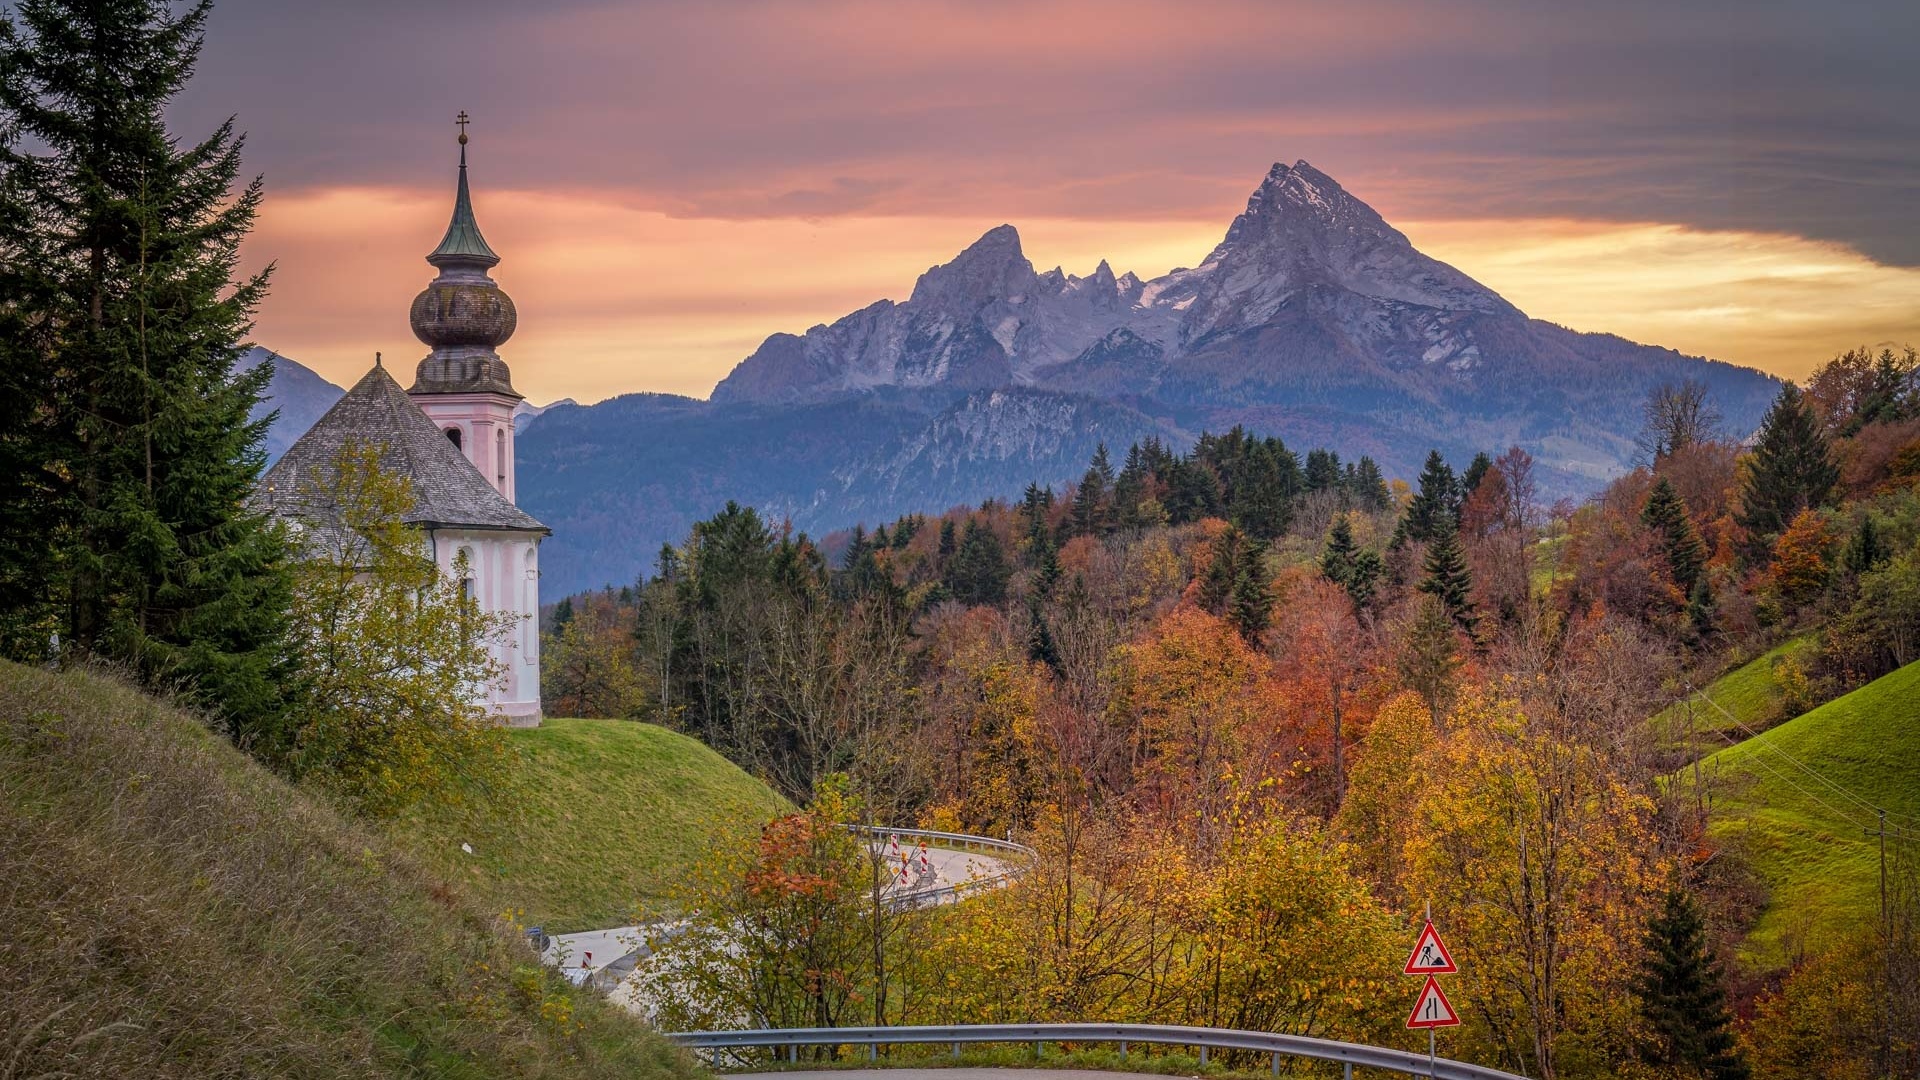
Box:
left=171, top=0, right=1920, bottom=262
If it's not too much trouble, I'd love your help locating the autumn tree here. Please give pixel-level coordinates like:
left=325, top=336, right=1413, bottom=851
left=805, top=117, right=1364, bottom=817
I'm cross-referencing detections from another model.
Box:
left=642, top=779, right=928, bottom=1034
left=1768, top=508, right=1831, bottom=608
left=1638, top=380, right=1722, bottom=466
left=1402, top=689, right=1668, bottom=1080
left=1334, top=692, right=1430, bottom=903
left=542, top=591, right=648, bottom=718
left=284, top=444, right=519, bottom=817
left=1118, top=607, right=1278, bottom=854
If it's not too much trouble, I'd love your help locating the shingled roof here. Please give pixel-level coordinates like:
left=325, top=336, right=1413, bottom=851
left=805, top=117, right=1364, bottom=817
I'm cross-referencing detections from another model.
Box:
left=257, top=363, right=547, bottom=535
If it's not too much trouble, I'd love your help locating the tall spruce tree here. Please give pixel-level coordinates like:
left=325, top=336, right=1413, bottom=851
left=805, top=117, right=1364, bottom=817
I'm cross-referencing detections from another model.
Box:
left=1642, top=476, right=1710, bottom=595
left=1321, top=514, right=1382, bottom=612
left=1418, top=515, right=1478, bottom=638
left=1735, top=383, right=1838, bottom=562
left=1352, top=456, right=1392, bottom=512
left=1633, top=887, right=1749, bottom=1080
left=0, top=0, right=292, bottom=736
left=945, top=520, right=1011, bottom=606
left=1394, top=450, right=1460, bottom=547
left=1227, top=538, right=1272, bottom=645
left=1070, top=444, right=1114, bottom=536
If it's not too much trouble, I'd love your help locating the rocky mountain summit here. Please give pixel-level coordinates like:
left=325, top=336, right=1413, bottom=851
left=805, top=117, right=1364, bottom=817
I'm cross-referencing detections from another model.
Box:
left=715, top=162, right=1526, bottom=407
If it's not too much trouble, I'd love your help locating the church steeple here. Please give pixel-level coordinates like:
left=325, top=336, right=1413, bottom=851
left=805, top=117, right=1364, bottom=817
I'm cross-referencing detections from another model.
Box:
left=429, top=112, right=500, bottom=269
left=408, top=113, right=519, bottom=399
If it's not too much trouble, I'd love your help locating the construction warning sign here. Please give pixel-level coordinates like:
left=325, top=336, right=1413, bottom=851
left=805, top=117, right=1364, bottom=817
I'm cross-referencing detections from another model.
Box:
left=1405, top=975, right=1461, bottom=1029
left=1403, top=919, right=1457, bottom=974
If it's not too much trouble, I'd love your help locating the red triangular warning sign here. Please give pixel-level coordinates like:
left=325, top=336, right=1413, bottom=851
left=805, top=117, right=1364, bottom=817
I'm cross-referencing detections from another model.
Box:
left=1403, top=920, right=1457, bottom=974
left=1405, top=975, right=1461, bottom=1029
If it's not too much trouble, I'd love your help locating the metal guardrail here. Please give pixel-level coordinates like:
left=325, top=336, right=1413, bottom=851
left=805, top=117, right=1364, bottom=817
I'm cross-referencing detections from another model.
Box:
left=667, top=1022, right=1529, bottom=1080
left=840, top=825, right=1036, bottom=911
left=841, top=824, right=1037, bottom=861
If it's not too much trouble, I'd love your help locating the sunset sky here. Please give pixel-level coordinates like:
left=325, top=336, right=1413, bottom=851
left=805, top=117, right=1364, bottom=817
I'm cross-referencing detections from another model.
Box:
left=177, top=0, right=1920, bottom=405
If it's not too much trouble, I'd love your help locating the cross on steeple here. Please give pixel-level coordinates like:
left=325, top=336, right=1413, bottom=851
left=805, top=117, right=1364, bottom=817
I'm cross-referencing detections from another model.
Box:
left=456, top=110, right=470, bottom=145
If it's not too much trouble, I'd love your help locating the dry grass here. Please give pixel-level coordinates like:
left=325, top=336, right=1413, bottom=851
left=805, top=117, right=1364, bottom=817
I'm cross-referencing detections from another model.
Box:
left=0, top=660, right=704, bottom=1079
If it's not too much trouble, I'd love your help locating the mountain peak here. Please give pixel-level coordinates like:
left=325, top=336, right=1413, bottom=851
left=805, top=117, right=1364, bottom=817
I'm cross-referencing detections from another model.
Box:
left=909, top=224, right=1037, bottom=307
left=1183, top=159, right=1515, bottom=329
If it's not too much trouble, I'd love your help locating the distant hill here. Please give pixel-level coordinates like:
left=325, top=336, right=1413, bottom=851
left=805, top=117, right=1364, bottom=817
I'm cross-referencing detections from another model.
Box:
left=0, top=660, right=698, bottom=1079
left=395, top=717, right=790, bottom=932
left=520, top=162, right=1777, bottom=595
left=237, top=346, right=344, bottom=461
left=1696, top=660, right=1920, bottom=970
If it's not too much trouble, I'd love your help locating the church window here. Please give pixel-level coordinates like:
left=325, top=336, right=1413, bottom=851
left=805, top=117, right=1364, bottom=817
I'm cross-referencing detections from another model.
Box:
left=496, top=428, right=507, bottom=489
left=445, top=426, right=462, bottom=450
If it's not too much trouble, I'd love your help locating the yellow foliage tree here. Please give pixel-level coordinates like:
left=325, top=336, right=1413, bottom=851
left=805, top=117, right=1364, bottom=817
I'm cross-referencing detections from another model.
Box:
left=1400, top=687, right=1668, bottom=1080
left=285, top=443, right=520, bottom=818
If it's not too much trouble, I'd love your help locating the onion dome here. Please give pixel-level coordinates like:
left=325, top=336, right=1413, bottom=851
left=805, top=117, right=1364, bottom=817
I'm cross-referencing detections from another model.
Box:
left=408, top=114, right=522, bottom=399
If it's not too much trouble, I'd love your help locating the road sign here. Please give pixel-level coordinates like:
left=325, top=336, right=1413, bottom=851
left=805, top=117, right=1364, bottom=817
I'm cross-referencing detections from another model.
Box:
left=1403, top=920, right=1457, bottom=974
left=1405, top=975, right=1461, bottom=1029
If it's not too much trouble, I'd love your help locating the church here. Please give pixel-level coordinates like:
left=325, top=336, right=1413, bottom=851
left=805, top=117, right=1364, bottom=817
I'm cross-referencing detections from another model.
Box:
left=259, top=123, right=548, bottom=725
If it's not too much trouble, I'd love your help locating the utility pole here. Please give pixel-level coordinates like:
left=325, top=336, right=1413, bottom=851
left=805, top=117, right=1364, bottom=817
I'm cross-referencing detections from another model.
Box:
left=1867, top=809, right=1891, bottom=1076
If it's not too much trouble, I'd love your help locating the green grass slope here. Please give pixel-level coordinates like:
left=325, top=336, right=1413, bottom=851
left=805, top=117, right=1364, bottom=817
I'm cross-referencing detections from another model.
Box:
left=396, top=717, right=790, bottom=933
left=1655, top=635, right=1816, bottom=758
left=0, top=662, right=700, bottom=1080
left=1697, top=660, right=1920, bottom=970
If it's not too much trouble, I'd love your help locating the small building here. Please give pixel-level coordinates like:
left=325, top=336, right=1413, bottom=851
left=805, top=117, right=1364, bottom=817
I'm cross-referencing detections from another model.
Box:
left=259, top=125, right=547, bottom=725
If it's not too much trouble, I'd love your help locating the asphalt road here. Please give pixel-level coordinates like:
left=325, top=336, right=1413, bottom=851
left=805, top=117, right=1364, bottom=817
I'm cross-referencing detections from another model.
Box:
left=546, top=844, right=1010, bottom=982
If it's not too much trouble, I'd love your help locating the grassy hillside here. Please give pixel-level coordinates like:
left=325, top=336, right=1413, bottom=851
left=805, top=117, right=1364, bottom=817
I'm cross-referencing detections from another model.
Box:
left=1697, top=659, right=1920, bottom=970
left=0, top=661, right=700, bottom=1080
left=395, top=718, right=790, bottom=933
left=1654, top=635, right=1816, bottom=759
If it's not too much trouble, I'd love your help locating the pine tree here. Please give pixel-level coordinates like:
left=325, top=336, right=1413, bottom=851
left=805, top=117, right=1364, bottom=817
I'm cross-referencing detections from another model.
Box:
left=1460, top=452, right=1493, bottom=502
left=1735, top=383, right=1838, bottom=561
left=1397, top=595, right=1460, bottom=725
left=1321, top=515, right=1360, bottom=584
left=1352, top=456, right=1392, bottom=512
left=1227, top=538, right=1272, bottom=645
left=1418, top=515, right=1477, bottom=638
left=1320, top=515, right=1382, bottom=612
left=1305, top=448, right=1343, bottom=492
left=1633, top=887, right=1749, bottom=1080
left=1071, top=444, right=1115, bottom=536
left=1233, top=442, right=1290, bottom=539
left=1113, top=443, right=1150, bottom=529
left=0, top=0, right=292, bottom=736
left=1163, top=456, right=1223, bottom=524
left=1641, top=476, right=1709, bottom=594
left=1396, top=450, right=1460, bottom=546
left=1198, top=526, right=1244, bottom=614
left=946, top=520, right=1011, bottom=606
left=936, top=518, right=957, bottom=566
left=1845, top=514, right=1886, bottom=576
